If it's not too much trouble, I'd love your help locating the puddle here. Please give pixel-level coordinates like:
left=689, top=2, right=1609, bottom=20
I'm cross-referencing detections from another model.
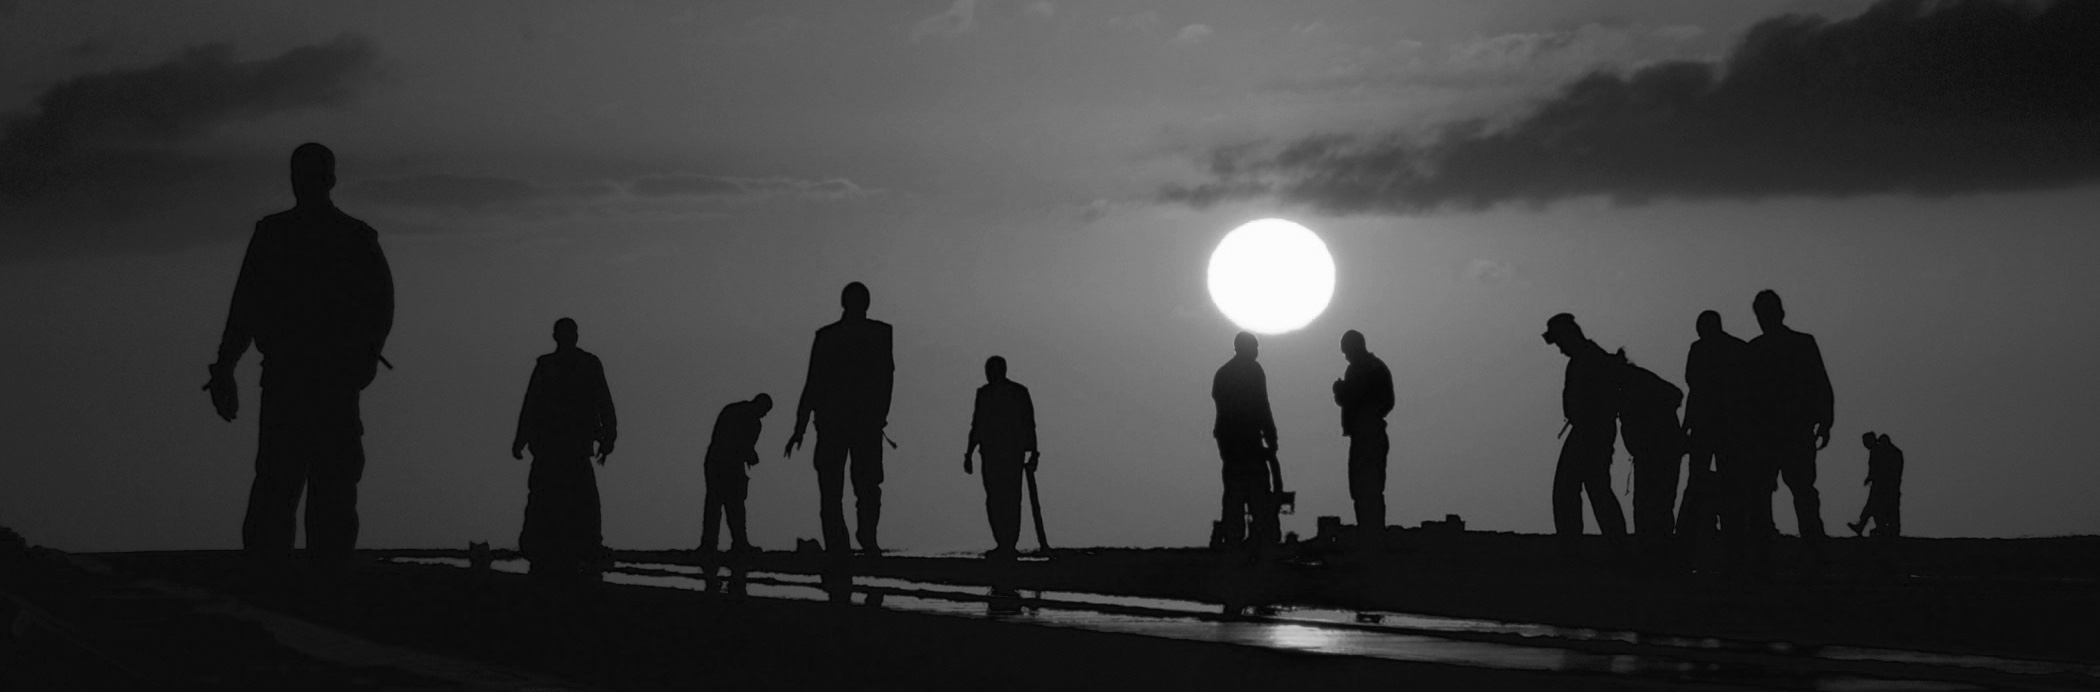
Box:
left=385, top=557, right=2016, bottom=690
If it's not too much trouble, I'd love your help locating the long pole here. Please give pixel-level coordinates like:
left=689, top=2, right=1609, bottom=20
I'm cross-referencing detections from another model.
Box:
left=1026, top=464, right=1051, bottom=553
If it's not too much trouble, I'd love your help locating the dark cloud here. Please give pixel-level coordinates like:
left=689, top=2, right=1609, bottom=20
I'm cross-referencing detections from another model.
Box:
left=628, top=172, right=869, bottom=199
left=346, top=174, right=615, bottom=209
left=1165, top=0, right=2100, bottom=214
left=0, top=35, right=379, bottom=258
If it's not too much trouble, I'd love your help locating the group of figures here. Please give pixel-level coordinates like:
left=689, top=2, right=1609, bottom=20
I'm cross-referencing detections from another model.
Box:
left=1543, top=298, right=1903, bottom=571
left=204, top=144, right=1904, bottom=580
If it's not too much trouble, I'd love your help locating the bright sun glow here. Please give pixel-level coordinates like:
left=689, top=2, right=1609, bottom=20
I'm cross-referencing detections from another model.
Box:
left=1207, top=218, right=1336, bottom=335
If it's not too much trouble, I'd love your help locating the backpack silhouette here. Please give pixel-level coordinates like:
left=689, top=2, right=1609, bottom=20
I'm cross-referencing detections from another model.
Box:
left=1615, top=350, right=1686, bottom=457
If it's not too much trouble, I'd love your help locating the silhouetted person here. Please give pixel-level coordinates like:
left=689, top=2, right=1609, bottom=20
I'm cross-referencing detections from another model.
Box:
left=1849, top=432, right=1903, bottom=538
left=785, top=282, right=895, bottom=556
left=1679, top=311, right=1751, bottom=545
left=1542, top=314, right=1626, bottom=538
left=1746, top=290, right=1834, bottom=556
left=205, top=142, right=393, bottom=572
left=1213, top=332, right=1281, bottom=550
left=1331, top=330, right=1395, bottom=530
left=963, top=356, right=1039, bottom=558
left=1616, top=350, right=1687, bottom=552
left=700, top=393, right=771, bottom=555
left=511, top=318, right=618, bottom=576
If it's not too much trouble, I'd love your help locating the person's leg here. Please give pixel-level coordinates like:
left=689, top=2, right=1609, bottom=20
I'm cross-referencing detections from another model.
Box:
left=1552, top=439, right=1586, bottom=536
left=726, top=474, right=750, bottom=550
left=984, top=453, right=1022, bottom=552
left=243, top=386, right=310, bottom=556
left=1218, top=441, right=1251, bottom=546
left=848, top=427, right=886, bottom=553
left=1583, top=459, right=1627, bottom=537
left=813, top=433, right=849, bottom=554
left=301, top=387, right=366, bottom=560
left=700, top=481, right=724, bottom=552
left=1568, top=426, right=1625, bottom=537
left=1779, top=437, right=1825, bottom=542
left=1349, top=432, right=1389, bottom=529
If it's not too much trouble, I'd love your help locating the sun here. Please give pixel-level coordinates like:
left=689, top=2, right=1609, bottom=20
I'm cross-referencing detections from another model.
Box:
left=1207, top=218, right=1335, bottom=335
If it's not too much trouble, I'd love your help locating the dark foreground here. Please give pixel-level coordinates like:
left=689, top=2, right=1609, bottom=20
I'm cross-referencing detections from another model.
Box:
left=2, top=531, right=2096, bottom=691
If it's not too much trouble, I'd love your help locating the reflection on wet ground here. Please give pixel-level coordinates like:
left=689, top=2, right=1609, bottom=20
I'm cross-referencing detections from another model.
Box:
left=385, top=557, right=2100, bottom=691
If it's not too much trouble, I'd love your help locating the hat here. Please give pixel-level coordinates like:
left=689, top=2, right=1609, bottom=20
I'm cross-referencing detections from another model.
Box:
left=1542, top=313, right=1580, bottom=346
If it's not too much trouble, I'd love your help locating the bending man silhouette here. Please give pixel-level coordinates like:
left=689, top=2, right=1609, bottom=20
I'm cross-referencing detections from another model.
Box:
left=205, top=142, right=393, bottom=572
left=700, top=393, right=770, bottom=555
left=1849, top=432, right=1903, bottom=538
left=1213, top=332, right=1281, bottom=550
left=1746, top=290, right=1834, bottom=557
left=964, top=356, right=1039, bottom=559
left=785, top=282, right=895, bottom=556
left=1680, top=311, right=1750, bottom=547
left=1542, top=314, right=1626, bottom=538
left=1331, top=330, right=1395, bottom=531
left=511, top=318, right=618, bottom=576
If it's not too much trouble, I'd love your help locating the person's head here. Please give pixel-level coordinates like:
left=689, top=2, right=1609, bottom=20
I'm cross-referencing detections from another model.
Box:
left=751, top=392, right=773, bottom=417
left=1753, top=289, right=1785, bottom=333
left=841, top=282, right=871, bottom=317
left=1340, top=329, right=1367, bottom=360
left=1696, top=310, right=1724, bottom=339
left=553, top=317, right=578, bottom=349
left=289, top=142, right=336, bottom=205
left=1879, top=433, right=1893, bottom=447
left=1233, top=331, right=1259, bottom=358
left=1542, top=313, right=1585, bottom=357
left=1861, top=431, right=1878, bottom=449
left=984, top=355, right=1008, bottom=383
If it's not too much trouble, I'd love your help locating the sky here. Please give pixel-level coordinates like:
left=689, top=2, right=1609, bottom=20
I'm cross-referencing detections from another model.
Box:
left=3, top=0, right=2098, bottom=553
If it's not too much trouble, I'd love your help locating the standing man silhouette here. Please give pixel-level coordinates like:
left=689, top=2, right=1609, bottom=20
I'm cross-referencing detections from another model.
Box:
left=1542, top=314, right=1627, bottom=539
left=1331, top=330, right=1395, bottom=531
left=1680, top=311, right=1750, bottom=548
left=700, top=393, right=771, bottom=556
left=963, top=356, right=1039, bottom=559
left=1213, top=331, right=1280, bottom=551
left=205, top=143, right=393, bottom=577
left=786, top=282, right=895, bottom=556
left=511, top=318, right=618, bottom=577
left=1747, top=290, right=1834, bottom=559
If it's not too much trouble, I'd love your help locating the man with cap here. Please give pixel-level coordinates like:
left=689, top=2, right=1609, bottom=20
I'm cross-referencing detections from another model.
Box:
left=1543, top=313, right=1627, bottom=539
left=1331, top=329, right=1395, bottom=531
left=1213, top=331, right=1281, bottom=551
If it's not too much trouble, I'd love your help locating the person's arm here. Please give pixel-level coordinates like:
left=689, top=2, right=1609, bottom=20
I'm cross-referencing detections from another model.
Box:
left=1255, top=367, right=1277, bottom=451
left=876, top=323, right=895, bottom=429
left=513, top=360, right=544, bottom=460
left=1021, top=385, right=1041, bottom=471
left=206, top=222, right=268, bottom=421
left=593, top=356, right=617, bottom=462
left=1807, top=336, right=1834, bottom=449
left=360, top=222, right=394, bottom=370
left=964, top=389, right=984, bottom=474
left=787, top=335, right=821, bottom=457
left=1375, top=362, right=1395, bottom=419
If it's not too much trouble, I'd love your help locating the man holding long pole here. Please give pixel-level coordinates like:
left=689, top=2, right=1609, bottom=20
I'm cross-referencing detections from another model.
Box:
left=964, top=356, right=1042, bottom=559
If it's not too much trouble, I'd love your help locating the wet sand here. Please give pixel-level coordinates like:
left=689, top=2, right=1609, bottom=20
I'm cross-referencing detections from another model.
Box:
left=12, top=531, right=2097, bottom=690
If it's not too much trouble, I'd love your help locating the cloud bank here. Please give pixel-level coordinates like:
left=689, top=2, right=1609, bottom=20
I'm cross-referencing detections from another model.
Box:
left=0, top=35, right=380, bottom=257
left=1165, top=0, right=2100, bottom=214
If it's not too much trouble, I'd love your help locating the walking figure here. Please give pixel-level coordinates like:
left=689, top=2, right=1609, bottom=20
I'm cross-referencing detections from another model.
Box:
left=1330, top=330, right=1394, bottom=531
left=1541, top=314, right=1626, bottom=538
left=785, top=282, right=895, bottom=556
left=205, top=143, right=393, bottom=577
left=700, top=394, right=771, bottom=555
left=511, top=318, right=618, bottom=576
left=963, top=356, right=1040, bottom=559
left=1849, top=432, right=1903, bottom=538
